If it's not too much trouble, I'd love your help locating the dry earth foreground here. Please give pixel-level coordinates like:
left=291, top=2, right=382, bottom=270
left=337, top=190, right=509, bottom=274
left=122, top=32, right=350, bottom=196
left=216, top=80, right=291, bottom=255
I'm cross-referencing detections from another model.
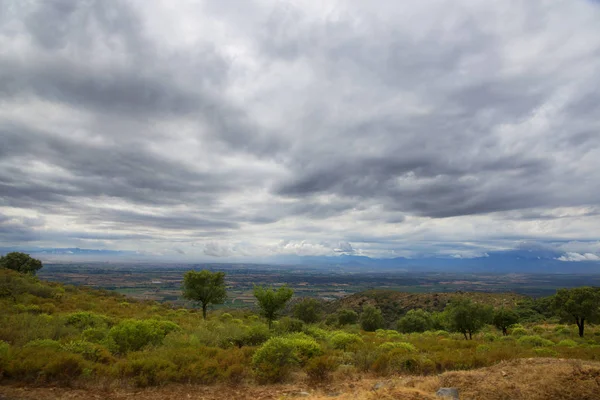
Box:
left=1, top=358, right=599, bottom=400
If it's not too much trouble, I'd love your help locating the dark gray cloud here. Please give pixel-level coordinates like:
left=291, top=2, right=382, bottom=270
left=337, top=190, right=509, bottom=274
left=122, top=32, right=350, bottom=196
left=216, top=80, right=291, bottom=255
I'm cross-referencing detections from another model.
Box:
left=1, top=0, right=600, bottom=259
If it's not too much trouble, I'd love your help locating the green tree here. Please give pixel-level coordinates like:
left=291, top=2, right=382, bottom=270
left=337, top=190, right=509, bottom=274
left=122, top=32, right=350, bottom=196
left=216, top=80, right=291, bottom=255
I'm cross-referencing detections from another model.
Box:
left=293, top=298, right=322, bottom=324
left=493, top=308, right=519, bottom=336
left=445, top=298, right=492, bottom=340
left=254, top=285, right=294, bottom=329
left=337, top=309, right=359, bottom=326
left=182, top=270, right=227, bottom=320
left=397, top=309, right=433, bottom=333
left=552, top=287, right=600, bottom=337
left=360, top=305, right=384, bottom=332
left=0, top=252, right=43, bottom=275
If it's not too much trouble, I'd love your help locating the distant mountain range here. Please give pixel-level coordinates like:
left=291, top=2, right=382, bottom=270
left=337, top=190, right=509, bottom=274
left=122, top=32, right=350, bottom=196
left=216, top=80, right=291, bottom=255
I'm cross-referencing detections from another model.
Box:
left=1, top=247, right=598, bottom=274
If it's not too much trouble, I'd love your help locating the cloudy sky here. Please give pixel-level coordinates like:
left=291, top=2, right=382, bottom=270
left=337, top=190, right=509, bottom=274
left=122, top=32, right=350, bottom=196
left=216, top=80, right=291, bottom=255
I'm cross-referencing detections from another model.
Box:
left=1, top=0, right=600, bottom=261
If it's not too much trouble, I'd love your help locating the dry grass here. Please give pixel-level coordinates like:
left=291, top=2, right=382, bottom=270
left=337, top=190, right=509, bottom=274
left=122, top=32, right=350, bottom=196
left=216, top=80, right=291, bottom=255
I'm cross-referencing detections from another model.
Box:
left=2, top=358, right=599, bottom=400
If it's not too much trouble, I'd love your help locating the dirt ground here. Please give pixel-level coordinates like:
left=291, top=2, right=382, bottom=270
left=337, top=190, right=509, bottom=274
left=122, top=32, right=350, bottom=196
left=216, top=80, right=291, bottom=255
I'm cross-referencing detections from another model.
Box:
left=1, top=358, right=599, bottom=400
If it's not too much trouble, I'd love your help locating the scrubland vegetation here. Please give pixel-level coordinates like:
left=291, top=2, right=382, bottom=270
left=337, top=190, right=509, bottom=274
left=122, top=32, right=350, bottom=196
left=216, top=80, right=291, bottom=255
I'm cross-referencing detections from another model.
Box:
left=1, top=255, right=599, bottom=394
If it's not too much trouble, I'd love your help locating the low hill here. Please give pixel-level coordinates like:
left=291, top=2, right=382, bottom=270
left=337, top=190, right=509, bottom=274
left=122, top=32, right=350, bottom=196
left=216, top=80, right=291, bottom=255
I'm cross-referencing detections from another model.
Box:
left=328, top=289, right=528, bottom=325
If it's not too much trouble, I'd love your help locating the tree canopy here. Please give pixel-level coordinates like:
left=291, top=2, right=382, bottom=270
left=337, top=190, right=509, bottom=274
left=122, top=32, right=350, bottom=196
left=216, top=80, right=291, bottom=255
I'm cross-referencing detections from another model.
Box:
left=492, top=308, right=519, bottom=336
left=552, top=287, right=600, bottom=337
left=0, top=252, right=43, bottom=275
left=182, top=270, right=227, bottom=320
left=293, top=298, right=322, bottom=324
left=253, top=285, right=294, bottom=329
left=445, top=298, right=492, bottom=340
left=360, top=305, right=384, bottom=332
left=397, top=309, right=433, bottom=333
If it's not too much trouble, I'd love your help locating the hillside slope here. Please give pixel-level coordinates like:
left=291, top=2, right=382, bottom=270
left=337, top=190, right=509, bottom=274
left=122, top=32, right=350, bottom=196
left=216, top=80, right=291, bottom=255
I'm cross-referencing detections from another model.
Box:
left=1, top=358, right=598, bottom=400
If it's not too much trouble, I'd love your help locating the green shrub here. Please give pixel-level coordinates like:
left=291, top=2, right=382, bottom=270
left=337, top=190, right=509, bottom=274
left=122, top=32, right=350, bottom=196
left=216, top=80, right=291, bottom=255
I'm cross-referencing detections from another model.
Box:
left=533, top=348, right=558, bottom=357
left=24, top=338, right=62, bottom=350
left=65, top=312, right=111, bottom=330
left=378, top=342, right=416, bottom=353
left=510, top=327, right=528, bottom=336
left=107, top=319, right=180, bottom=354
left=557, top=339, right=578, bottom=347
left=483, top=333, right=497, bottom=342
left=302, top=325, right=329, bottom=340
left=62, top=340, right=113, bottom=363
left=252, top=334, right=321, bottom=383
left=517, top=335, right=554, bottom=348
left=532, top=325, right=546, bottom=334
left=219, top=313, right=233, bottom=322
left=434, top=330, right=450, bottom=337
left=330, top=332, right=363, bottom=351
left=554, top=325, right=572, bottom=335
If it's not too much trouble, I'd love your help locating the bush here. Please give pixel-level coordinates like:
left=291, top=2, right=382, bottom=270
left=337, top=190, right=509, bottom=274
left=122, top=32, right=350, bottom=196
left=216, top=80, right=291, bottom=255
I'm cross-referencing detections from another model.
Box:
left=62, top=340, right=113, bottom=363
left=517, top=335, right=555, bottom=348
left=65, top=312, right=111, bottom=330
left=252, top=334, right=321, bottom=383
left=107, top=319, right=180, bottom=354
left=378, top=342, right=416, bottom=353
left=557, top=339, right=578, bottom=347
left=510, top=327, right=528, bottom=337
left=372, top=348, right=423, bottom=375
left=24, top=338, right=62, bottom=350
left=305, top=355, right=338, bottom=384
left=6, top=347, right=85, bottom=384
left=330, top=332, right=363, bottom=350
left=303, top=326, right=329, bottom=340
left=118, top=356, right=177, bottom=387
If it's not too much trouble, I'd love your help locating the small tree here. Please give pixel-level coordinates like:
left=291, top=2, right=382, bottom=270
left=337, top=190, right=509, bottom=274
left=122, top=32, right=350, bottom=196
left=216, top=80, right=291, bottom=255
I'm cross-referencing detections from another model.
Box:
left=397, top=309, right=433, bottom=333
left=360, top=305, right=384, bottom=332
left=182, top=270, right=227, bottom=320
left=254, top=285, right=294, bottom=329
left=493, top=308, right=519, bottom=336
left=293, top=298, right=322, bottom=324
left=0, top=252, right=43, bottom=275
left=337, top=309, right=359, bottom=326
left=552, top=287, right=600, bottom=337
left=445, top=298, right=492, bottom=340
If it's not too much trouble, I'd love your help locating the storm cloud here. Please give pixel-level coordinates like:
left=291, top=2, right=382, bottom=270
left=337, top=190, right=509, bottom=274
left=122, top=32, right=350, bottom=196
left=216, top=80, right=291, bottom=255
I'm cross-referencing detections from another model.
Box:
left=1, top=0, right=600, bottom=260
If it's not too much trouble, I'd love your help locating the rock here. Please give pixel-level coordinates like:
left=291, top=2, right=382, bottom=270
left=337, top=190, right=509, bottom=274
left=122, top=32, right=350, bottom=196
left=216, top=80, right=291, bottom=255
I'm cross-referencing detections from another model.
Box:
left=295, top=391, right=311, bottom=397
left=372, top=382, right=385, bottom=391
left=436, top=387, right=459, bottom=399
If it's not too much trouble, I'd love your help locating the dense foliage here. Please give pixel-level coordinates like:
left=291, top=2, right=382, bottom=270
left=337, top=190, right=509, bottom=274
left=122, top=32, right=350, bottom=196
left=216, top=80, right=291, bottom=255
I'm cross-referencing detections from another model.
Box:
left=0, top=252, right=43, bottom=275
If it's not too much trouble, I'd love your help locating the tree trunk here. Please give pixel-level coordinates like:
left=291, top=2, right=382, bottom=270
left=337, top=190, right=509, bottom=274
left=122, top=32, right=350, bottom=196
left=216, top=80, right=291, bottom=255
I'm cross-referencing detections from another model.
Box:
left=576, top=317, right=585, bottom=337
left=468, top=330, right=472, bottom=340
left=202, top=303, right=207, bottom=320
left=268, top=318, right=273, bottom=330
left=502, top=327, right=507, bottom=336
left=463, top=331, right=468, bottom=340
